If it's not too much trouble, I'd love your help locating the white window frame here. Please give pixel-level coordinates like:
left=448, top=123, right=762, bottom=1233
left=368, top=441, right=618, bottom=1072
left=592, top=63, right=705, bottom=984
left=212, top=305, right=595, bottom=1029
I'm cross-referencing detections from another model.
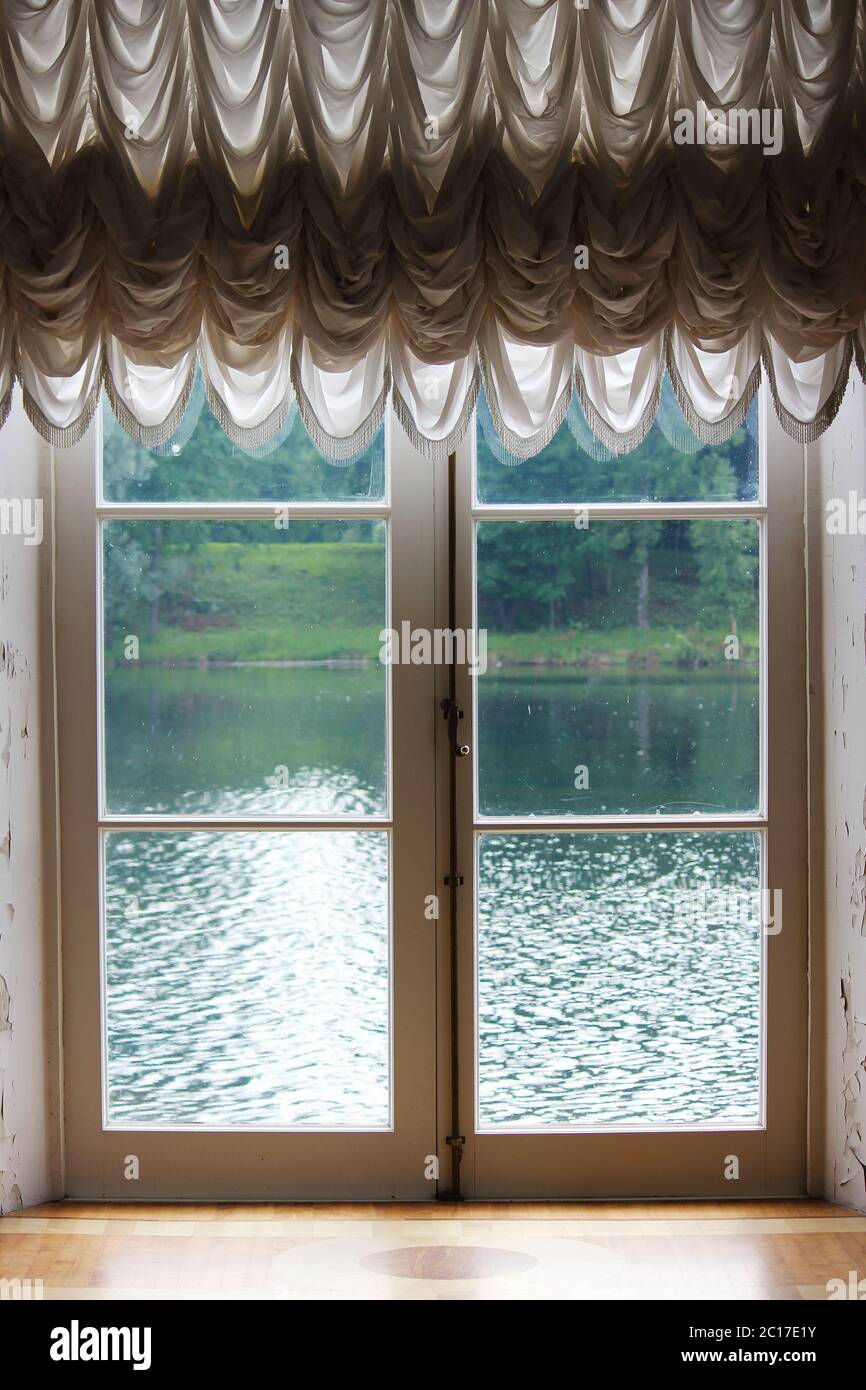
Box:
left=53, top=381, right=808, bottom=1200
left=56, top=409, right=440, bottom=1199
left=448, top=379, right=808, bottom=1198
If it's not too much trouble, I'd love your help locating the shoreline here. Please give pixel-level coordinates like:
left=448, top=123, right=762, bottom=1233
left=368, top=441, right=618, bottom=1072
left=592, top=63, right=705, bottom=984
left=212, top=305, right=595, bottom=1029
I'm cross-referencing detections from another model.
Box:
left=104, top=655, right=761, bottom=675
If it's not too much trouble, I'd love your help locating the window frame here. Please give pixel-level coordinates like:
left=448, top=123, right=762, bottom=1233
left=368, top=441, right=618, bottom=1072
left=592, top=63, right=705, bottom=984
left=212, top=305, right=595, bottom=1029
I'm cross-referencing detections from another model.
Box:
left=449, top=377, right=809, bottom=1197
left=56, top=407, right=440, bottom=1197
left=53, top=378, right=808, bottom=1200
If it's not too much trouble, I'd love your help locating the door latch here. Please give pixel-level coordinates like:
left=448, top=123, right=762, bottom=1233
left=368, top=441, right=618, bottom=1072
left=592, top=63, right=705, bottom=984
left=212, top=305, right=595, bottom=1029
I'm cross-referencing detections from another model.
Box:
left=440, top=697, right=470, bottom=758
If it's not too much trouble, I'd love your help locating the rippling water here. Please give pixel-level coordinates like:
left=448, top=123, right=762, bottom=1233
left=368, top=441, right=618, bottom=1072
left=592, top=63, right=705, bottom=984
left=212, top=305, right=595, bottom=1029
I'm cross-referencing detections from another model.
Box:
left=105, top=830, right=390, bottom=1127
left=478, top=670, right=759, bottom=816
left=477, top=833, right=761, bottom=1127
left=105, top=666, right=762, bottom=1129
left=105, top=664, right=387, bottom=818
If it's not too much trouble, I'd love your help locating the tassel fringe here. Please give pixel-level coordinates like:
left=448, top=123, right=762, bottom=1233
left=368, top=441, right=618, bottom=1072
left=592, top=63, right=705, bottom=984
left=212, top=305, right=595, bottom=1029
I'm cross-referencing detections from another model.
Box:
left=392, top=364, right=480, bottom=462
left=760, top=336, right=854, bottom=444
left=105, top=358, right=199, bottom=450
left=202, top=375, right=296, bottom=456
left=573, top=361, right=663, bottom=457
left=290, top=356, right=390, bottom=464
left=478, top=350, right=573, bottom=462
left=4, top=332, right=861, bottom=459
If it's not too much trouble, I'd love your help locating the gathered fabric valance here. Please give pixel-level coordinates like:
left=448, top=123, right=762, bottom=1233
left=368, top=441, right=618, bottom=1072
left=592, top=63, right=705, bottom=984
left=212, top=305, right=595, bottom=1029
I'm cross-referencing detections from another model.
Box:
left=0, top=1, right=865, bottom=461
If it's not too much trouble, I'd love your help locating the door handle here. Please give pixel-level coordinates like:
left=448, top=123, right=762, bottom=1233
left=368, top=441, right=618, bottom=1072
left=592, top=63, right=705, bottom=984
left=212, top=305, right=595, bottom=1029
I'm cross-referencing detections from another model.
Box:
left=440, top=698, right=470, bottom=757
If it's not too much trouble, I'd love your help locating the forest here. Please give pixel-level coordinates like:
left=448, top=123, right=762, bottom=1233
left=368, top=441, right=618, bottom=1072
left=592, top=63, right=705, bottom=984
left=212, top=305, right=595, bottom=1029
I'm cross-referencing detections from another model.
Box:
left=102, top=387, right=760, bottom=669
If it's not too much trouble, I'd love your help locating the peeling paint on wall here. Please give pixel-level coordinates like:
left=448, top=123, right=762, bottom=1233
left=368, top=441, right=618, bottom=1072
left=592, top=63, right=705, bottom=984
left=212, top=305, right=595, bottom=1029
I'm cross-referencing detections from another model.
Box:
left=807, top=377, right=866, bottom=1212
left=0, top=972, right=12, bottom=1211
left=0, top=396, right=59, bottom=1213
left=0, top=632, right=31, bottom=1214
left=837, top=970, right=866, bottom=1208
left=0, top=1177, right=22, bottom=1214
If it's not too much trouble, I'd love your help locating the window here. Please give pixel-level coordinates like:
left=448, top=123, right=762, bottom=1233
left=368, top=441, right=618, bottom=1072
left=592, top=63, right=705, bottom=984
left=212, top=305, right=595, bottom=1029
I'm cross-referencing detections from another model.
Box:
left=471, top=388, right=764, bottom=1128
left=102, top=400, right=392, bottom=1128
left=56, top=376, right=806, bottom=1199
left=57, top=392, right=438, bottom=1196
left=454, top=379, right=806, bottom=1196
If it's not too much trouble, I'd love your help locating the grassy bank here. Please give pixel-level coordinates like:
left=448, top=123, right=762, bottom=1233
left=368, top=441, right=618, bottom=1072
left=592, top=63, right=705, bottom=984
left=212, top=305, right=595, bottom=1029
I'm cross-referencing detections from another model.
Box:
left=104, top=540, right=758, bottom=670
left=484, top=626, right=758, bottom=669
left=105, top=621, right=758, bottom=671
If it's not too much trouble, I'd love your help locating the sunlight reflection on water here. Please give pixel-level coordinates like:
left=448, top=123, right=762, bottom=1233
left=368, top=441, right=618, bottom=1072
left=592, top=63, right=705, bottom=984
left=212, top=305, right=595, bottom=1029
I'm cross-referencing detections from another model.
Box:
left=104, top=669, right=762, bottom=1129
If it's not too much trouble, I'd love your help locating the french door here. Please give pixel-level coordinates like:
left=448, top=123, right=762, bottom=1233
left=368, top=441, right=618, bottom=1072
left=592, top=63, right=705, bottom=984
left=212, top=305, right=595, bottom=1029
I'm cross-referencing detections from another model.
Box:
left=57, top=380, right=806, bottom=1199
left=57, top=406, right=438, bottom=1199
left=450, top=388, right=807, bottom=1198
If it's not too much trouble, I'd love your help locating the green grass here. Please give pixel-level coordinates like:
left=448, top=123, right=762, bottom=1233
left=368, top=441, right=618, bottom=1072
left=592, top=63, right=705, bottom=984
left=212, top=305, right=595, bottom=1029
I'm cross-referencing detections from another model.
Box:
left=106, top=541, right=385, bottom=663
left=485, top=626, right=759, bottom=670
left=173, top=540, right=385, bottom=629
left=105, top=540, right=758, bottom=669
left=107, top=625, right=383, bottom=664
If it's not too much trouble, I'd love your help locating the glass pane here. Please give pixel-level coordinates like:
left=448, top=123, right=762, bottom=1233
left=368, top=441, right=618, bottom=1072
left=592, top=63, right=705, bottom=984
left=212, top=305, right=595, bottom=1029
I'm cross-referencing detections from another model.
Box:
left=476, top=379, right=759, bottom=504
left=477, top=831, right=762, bottom=1128
left=102, top=385, right=386, bottom=503
left=476, top=519, right=759, bottom=815
left=103, top=520, right=387, bottom=815
left=104, top=830, right=390, bottom=1127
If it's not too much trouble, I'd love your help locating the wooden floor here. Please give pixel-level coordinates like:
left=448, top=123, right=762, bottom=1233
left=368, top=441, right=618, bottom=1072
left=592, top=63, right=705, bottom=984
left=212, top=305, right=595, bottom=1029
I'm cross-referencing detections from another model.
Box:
left=2, top=1199, right=865, bottom=1300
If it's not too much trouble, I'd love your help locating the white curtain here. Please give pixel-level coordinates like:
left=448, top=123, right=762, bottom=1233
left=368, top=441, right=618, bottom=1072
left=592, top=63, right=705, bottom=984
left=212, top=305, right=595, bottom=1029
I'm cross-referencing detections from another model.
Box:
left=0, top=0, right=862, bottom=458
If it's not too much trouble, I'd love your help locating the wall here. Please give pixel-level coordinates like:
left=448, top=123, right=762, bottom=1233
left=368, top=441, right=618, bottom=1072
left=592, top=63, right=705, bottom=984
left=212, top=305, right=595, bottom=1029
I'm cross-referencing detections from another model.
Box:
left=0, top=391, right=61, bottom=1211
left=807, top=375, right=866, bottom=1212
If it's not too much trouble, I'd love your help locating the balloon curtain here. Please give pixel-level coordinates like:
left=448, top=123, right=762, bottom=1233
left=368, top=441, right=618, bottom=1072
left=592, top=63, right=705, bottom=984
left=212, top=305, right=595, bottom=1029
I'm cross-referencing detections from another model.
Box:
left=0, top=1, right=864, bottom=459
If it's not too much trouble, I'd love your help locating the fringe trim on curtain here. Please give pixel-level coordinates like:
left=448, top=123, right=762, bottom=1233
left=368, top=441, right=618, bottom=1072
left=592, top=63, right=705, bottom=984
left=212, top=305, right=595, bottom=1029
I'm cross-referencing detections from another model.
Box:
left=572, top=360, right=663, bottom=457
left=290, top=355, right=391, bottom=462
left=477, top=391, right=528, bottom=467
left=150, top=372, right=208, bottom=456
left=665, top=343, right=762, bottom=446
left=760, top=335, right=854, bottom=444
left=201, top=375, right=294, bottom=455
left=19, top=366, right=103, bottom=448
left=392, top=363, right=480, bottom=461
left=9, top=333, right=862, bottom=457
left=564, top=398, right=615, bottom=462
left=226, top=409, right=298, bottom=460
left=105, top=358, right=199, bottom=450
left=479, top=350, right=573, bottom=462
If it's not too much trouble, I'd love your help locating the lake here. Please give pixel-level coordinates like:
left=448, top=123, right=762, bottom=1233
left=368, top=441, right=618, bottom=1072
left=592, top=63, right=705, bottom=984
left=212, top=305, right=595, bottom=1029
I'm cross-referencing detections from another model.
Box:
left=104, top=663, right=762, bottom=1130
